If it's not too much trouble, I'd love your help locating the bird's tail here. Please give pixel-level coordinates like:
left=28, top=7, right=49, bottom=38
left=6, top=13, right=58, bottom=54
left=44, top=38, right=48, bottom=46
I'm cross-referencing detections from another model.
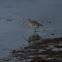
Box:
left=40, top=24, right=43, bottom=26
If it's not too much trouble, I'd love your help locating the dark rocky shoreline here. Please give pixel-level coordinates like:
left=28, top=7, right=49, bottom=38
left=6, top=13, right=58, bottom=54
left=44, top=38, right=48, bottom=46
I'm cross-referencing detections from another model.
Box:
left=0, top=37, right=62, bottom=62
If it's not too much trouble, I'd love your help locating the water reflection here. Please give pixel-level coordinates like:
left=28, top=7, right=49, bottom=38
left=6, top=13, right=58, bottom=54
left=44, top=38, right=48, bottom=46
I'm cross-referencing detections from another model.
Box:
left=22, top=30, right=42, bottom=43
left=28, top=32, right=42, bottom=43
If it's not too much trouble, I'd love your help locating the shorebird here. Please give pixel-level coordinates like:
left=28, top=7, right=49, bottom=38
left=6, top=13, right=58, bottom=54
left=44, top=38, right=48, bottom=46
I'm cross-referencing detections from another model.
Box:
left=27, top=19, right=43, bottom=32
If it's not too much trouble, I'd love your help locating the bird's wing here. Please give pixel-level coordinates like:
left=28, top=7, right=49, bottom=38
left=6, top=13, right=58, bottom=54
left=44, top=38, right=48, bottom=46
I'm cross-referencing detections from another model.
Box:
left=32, top=21, right=39, bottom=24
left=32, top=21, right=43, bottom=26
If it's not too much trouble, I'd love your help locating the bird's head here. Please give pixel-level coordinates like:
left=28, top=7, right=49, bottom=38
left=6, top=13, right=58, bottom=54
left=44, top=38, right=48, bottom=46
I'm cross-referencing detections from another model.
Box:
left=27, top=19, right=30, bottom=22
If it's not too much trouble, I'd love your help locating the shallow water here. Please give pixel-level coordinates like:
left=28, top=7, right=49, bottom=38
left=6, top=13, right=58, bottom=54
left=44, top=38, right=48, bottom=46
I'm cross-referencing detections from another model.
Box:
left=0, top=0, right=62, bottom=59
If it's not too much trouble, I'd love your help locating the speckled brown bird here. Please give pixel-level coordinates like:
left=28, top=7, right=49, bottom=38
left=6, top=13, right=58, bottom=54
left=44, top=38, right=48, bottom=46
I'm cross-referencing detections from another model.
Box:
left=27, top=19, right=43, bottom=28
left=27, top=19, right=43, bottom=32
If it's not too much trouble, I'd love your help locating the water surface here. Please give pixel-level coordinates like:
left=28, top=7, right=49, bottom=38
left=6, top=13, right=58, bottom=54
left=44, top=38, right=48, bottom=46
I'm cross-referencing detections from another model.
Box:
left=0, top=0, right=62, bottom=59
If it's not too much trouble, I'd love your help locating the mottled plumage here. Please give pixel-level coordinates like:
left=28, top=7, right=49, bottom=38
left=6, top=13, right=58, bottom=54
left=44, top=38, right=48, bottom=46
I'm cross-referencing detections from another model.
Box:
left=27, top=19, right=43, bottom=28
